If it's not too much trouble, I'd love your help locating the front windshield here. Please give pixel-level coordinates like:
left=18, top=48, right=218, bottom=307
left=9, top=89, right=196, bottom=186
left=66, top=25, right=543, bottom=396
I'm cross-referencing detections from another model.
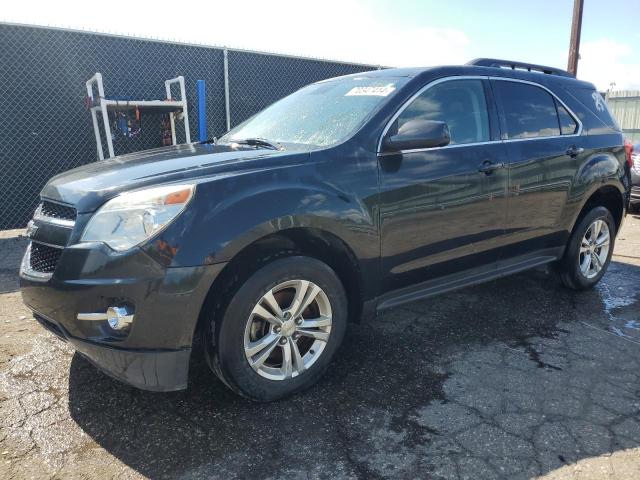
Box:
left=218, top=76, right=408, bottom=148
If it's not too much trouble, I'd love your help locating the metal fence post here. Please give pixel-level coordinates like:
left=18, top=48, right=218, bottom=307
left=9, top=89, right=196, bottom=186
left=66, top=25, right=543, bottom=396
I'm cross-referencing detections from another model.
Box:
left=223, top=48, right=231, bottom=131
left=197, top=79, right=207, bottom=142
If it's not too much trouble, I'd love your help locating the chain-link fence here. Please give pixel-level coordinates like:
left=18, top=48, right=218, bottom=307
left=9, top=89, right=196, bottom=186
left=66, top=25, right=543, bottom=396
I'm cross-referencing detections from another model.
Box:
left=0, top=23, right=377, bottom=229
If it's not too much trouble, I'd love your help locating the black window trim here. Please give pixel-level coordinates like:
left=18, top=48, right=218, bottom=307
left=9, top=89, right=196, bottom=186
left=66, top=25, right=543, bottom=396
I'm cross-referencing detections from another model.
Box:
left=377, top=75, right=583, bottom=155
left=554, top=97, right=580, bottom=136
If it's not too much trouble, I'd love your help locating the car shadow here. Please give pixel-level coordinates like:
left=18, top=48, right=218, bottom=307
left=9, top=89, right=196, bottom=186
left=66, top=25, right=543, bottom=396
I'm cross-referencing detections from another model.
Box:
left=67, top=262, right=640, bottom=479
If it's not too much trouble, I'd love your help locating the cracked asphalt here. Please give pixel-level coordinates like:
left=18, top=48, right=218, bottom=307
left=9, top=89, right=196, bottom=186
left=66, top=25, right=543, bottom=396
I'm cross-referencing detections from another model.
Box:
left=1, top=213, right=639, bottom=480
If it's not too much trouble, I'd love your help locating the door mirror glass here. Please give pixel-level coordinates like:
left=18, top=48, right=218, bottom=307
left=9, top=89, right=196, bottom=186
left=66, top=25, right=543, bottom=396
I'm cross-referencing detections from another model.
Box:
left=383, top=119, right=451, bottom=152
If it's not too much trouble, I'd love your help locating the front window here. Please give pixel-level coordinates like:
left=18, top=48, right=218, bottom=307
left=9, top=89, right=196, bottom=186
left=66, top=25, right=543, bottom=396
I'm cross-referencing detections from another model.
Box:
left=218, top=76, right=408, bottom=148
left=395, top=79, right=491, bottom=145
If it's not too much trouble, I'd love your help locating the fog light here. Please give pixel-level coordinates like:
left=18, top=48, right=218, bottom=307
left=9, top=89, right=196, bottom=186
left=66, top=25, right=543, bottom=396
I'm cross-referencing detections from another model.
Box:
left=106, top=306, right=134, bottom=331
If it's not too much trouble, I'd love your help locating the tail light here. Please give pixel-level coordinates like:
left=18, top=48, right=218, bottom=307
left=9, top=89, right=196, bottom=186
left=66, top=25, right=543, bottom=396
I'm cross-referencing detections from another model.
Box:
left=624, top=139, right=634, bottom=169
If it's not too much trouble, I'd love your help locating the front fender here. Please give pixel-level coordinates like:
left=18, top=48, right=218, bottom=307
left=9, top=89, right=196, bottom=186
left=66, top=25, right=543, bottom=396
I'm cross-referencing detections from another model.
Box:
left=144, top=168, right=379, bottom=269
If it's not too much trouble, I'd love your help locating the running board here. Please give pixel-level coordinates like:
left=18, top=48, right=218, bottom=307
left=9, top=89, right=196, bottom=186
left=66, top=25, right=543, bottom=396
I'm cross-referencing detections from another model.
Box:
left=377, top=256, right=557, bottom=311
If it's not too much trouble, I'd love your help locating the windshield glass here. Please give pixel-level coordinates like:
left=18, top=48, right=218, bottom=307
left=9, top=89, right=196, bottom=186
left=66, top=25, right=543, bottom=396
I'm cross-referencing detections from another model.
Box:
left=218, top=76, right=408, bottom=148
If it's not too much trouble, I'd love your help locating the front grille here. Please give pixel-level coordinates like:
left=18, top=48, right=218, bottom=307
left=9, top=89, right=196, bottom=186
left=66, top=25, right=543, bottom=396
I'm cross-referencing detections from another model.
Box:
left=29, top=242, right=63, bottom=273
left=39, top=200, right=77, bottom=222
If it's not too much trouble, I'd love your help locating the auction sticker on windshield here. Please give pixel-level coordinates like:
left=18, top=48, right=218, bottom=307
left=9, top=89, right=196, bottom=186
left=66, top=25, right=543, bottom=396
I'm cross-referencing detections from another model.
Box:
left=345, top=83, right=396, bottom=97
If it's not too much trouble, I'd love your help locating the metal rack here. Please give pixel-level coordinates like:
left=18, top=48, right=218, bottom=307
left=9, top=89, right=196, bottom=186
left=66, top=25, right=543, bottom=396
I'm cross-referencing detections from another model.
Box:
left=85, top=72, right=191, bottom=160
left=466, top=58, right=573, bottom=77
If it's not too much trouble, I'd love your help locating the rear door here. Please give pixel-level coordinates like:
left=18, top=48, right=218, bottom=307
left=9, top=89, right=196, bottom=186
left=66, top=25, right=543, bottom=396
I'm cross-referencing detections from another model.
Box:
left=490, top=78, right=584, bottom=258
left=378, top=78, right=509, bottom=294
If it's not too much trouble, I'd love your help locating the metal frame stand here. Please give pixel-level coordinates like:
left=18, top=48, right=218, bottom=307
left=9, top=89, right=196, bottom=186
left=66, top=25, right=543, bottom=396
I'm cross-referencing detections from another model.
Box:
left=86, top=72, right=191, bottom=160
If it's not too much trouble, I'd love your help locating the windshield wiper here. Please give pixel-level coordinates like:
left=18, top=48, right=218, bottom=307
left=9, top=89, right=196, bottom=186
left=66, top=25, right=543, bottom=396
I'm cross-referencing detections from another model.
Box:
left=232, top=137, right=283, bottom=151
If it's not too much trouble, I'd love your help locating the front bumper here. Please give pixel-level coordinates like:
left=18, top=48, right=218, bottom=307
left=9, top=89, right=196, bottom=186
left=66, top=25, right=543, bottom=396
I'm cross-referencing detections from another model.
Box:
left=33, top=312, right=192, bottom=391
left=20, top=242, right=225, bottom=391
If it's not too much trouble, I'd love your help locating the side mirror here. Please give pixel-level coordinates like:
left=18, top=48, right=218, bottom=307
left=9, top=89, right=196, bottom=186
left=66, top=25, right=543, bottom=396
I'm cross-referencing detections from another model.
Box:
left=383, top=119, right=451, bottom=152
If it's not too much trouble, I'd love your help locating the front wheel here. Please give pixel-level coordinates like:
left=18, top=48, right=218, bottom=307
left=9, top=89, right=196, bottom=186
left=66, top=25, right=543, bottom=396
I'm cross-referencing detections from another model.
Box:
left=205, top=256, right=348, bottom=401
left=558, top=206, right=616, bottom=290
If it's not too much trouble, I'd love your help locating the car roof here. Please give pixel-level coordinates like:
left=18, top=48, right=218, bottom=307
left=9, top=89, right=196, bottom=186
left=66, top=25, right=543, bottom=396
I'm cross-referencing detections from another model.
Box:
left=331, top=64, right=596, bottom=90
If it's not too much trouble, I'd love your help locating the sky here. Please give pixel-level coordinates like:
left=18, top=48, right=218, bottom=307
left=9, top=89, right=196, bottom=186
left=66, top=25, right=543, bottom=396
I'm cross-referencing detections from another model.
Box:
left=2, top=0, right=640, bottom=90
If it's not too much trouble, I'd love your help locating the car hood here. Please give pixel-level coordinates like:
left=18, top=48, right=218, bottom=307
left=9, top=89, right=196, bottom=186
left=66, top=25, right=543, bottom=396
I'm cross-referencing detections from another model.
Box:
left=41, top=143, right=306, bottom=213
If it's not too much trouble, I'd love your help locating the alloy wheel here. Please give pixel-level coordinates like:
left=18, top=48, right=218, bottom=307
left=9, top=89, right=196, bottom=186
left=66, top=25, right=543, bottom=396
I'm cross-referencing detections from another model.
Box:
left=579, top=219, right=610, bottom=279
left=243, top=279, right=332, bottom=380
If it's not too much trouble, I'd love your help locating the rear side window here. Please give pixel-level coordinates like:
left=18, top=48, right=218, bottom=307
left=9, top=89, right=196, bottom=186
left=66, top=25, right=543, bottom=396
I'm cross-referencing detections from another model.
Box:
left=397, top=79, right=490, bottom=145
left=564, top=87, right=621, bottom=131
left=494, top=81, right=560, bottom=139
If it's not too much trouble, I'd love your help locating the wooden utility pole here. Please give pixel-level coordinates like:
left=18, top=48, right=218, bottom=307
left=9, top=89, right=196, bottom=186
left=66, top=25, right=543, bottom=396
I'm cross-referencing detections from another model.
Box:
left=567, top=0, right=584, bottom=76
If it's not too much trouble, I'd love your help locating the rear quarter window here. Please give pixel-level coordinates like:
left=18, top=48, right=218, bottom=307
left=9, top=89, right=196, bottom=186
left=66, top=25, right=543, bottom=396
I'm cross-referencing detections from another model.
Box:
left=564, top=87, right=621, bottom=132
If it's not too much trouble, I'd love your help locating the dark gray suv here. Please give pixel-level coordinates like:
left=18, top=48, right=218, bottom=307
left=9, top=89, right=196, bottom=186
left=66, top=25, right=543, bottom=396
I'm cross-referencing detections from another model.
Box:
left=20, top=58, right=631, bottom=401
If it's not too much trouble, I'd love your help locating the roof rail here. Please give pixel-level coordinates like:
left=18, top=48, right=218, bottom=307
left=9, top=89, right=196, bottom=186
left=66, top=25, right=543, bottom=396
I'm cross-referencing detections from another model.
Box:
left=466, top=58, right=574, bottom=78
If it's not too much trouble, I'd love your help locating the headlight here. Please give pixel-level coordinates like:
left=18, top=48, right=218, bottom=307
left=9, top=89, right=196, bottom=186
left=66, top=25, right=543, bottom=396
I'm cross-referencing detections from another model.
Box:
left=81, top=184, right=195, bottom=251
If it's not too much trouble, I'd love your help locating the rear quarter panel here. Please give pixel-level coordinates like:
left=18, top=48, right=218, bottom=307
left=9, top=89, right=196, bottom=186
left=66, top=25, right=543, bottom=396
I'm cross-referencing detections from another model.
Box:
left=553, top=85, right=628, bottom=233
left=563, top=134, right=628, bottom=232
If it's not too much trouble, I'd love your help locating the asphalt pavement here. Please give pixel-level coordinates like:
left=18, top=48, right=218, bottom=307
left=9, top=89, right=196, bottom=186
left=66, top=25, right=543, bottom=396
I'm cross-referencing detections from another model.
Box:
left=1, top=213, right=639, bottom=479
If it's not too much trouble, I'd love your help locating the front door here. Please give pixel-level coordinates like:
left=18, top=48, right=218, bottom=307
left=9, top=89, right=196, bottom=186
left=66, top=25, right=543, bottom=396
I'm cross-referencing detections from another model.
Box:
left=378, top=78, right=509, bottom=294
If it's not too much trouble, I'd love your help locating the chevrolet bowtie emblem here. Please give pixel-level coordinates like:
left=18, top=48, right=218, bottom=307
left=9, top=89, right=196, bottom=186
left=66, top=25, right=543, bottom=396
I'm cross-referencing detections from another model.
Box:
left=26, top=221, right=38, bottom=238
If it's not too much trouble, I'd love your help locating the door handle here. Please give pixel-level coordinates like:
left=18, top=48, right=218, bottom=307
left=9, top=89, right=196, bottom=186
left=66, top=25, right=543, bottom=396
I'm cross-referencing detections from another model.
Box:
left=478, top=160, right=505, bottom=174
left=565, top=145, right=585, bottom=157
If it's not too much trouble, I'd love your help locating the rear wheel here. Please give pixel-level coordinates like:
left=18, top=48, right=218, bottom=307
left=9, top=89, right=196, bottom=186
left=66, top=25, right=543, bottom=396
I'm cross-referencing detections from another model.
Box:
left=558, top=206, right=615, bottom=290
left=205, top=256, right=347, bottom=401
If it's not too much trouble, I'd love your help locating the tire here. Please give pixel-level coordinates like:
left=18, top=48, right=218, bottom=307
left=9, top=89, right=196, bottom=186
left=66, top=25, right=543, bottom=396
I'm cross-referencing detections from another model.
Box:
left=205, top=256, right=348, bottom=401
left=558, top=206, right=616, bottom=290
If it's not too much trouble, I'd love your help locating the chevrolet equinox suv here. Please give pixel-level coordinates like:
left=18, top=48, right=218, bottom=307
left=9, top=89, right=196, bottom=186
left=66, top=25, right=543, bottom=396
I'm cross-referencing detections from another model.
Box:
left=20, top=59, right=632, bottom=401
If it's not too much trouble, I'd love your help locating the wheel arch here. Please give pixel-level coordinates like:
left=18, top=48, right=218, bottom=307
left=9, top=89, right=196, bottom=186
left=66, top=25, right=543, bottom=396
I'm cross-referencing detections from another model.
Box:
left=193, top=226, right=366, bottom=349
left=572, top=183, right=625, bottom=236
